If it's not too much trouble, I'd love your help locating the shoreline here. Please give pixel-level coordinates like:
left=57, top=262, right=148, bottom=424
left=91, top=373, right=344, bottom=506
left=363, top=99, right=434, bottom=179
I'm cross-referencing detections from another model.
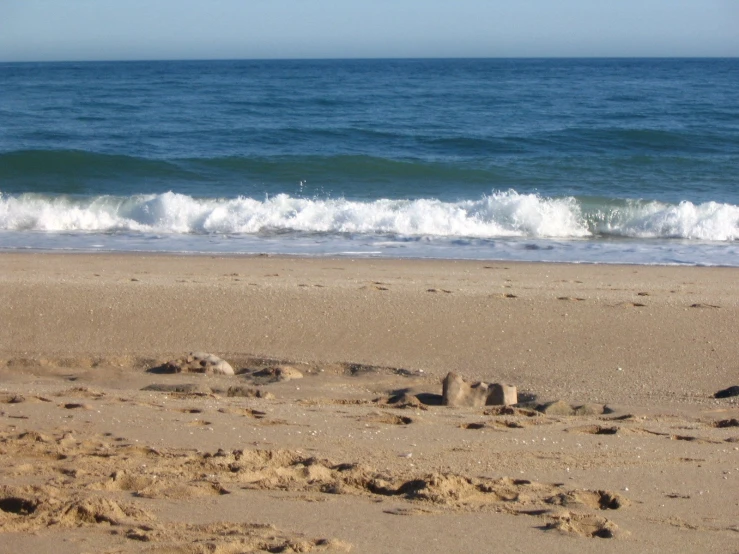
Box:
left=3, top=245, right=739, bottom=266
left=4, top=246, right=739, bottom=268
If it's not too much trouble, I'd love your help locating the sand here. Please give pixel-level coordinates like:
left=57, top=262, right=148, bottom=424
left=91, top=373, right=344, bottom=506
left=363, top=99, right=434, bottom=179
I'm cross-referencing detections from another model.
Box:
left=0, top=252, right=737, bottom=553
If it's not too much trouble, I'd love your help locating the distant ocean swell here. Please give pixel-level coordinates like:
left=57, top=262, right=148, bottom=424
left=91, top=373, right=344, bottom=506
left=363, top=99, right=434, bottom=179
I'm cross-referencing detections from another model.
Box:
left=0, top=150, right=498, bottom=186
left=1, top=191, right=737, bottom=242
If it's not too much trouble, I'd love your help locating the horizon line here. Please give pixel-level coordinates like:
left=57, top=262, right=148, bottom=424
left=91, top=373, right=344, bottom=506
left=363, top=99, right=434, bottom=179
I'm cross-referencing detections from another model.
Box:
left=2, top=55, right=738, bottom=64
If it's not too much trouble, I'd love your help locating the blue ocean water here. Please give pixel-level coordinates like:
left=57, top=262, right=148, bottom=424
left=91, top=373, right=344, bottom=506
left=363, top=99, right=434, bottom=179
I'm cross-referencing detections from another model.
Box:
left=1, top=58, right=738, bottom=264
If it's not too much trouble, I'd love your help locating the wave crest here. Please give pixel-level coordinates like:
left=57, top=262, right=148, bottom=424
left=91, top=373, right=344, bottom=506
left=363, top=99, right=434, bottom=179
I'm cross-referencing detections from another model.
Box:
left=593, top=200, right=739, bottom=241
left=0, top=190, right=737, bottom=241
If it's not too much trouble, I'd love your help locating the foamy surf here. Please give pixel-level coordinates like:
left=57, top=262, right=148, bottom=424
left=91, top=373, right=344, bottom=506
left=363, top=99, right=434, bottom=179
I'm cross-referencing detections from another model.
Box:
left=1, top=190, right=738, bottom=242
left=593, top=200, right=739, bottom=241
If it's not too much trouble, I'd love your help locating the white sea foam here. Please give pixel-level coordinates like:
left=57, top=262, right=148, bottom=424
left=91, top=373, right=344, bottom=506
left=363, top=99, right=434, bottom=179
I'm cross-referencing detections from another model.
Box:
left=0, top=190, right=738, bottom=242
left=593, top=200, right=739, bottom=241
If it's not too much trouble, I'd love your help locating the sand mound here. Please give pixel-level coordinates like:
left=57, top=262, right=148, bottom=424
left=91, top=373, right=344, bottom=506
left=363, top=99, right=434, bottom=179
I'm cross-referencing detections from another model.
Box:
left=0, top=484, right=153, bottom=532
left=547, top=490, right=630, bottom=511
left=126, top=522, right=352, bottom=553
left=57, top=497, right=152, bottom=527
left=153, top=352, right=235, bottom=376
left=251, top=365, right=304, bottom=383
left=364, top=411, right=414, bottom=425
left=545, top=511, right=620, bottom=538
left=0, top=427, right=630, bottom=530
left=0, top=455, right=346, bottom=551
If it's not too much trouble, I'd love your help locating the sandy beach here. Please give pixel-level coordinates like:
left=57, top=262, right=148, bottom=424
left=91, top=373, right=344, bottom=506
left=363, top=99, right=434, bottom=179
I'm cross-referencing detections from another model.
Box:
left=0, top=252, right=737, bottom=553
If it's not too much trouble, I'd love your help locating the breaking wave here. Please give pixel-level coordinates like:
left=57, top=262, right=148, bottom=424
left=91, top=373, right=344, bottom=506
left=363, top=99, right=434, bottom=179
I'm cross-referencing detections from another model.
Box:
left=0, top=190, right=737, bottom=241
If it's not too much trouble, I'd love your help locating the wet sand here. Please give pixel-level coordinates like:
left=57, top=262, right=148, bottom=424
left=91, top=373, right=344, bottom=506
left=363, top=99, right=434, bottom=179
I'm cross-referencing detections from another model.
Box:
left=0, top=253, right=737, bottom=552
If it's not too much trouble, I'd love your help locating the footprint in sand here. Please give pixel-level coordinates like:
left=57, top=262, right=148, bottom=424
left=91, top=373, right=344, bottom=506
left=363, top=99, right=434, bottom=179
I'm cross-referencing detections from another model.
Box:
left=56, top=386, right=106, bottom=399
left=460, top=422, right=487, bottom=430
left=0, top=394, right=51, bottom=404
left=566, top=425, right=620, bottom=435
left=489, top=292, right=519, bottom=299
left=712, top=418, right=739, bottom=428
left=186, top=419, right=212, bottom=427
left=383, top=507, right=439, bottom=516
left=461, top=420, right=527, bottom=430
left=62, top=403, right=92, bottom=410
left=670, top=434, right=722, bottom=444
left=218, top=407, right=267, bottom=419
left=364, top=412, right=413, bottom=425
left=545, top=511, right=620, bottom=538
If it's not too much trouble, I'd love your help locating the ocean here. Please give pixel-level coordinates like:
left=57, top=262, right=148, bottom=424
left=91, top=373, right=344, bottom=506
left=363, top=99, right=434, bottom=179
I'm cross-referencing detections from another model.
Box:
left=1, top=58, right=738, bottom=265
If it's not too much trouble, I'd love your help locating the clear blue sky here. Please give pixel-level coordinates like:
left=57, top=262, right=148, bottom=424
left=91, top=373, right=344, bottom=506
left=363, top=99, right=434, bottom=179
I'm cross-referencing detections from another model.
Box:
left=1, top=0, right=738, bottom=62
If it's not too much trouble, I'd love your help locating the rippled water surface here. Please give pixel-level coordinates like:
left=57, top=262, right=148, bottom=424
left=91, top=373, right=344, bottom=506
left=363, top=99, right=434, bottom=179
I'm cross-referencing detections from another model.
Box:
left=1, top=58, right=738, bottom=264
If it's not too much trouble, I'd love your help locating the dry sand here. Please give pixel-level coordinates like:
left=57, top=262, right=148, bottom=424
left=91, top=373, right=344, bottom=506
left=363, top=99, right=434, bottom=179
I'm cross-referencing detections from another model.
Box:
left=0, top=252, right=737, bottom=553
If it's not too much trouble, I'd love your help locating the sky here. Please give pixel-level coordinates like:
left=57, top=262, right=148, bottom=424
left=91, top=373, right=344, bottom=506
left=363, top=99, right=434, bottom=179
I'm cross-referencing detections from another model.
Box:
left=1, top=0, right=738, bottom=62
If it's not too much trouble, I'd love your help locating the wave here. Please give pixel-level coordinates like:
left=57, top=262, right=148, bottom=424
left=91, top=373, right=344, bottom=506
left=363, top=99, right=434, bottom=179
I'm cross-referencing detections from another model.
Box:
left=194, top=153, right=494, bottom=183
left=1, top=190, right=737, bottom=241
left=0, top=149, right=494, bottom=187
left=0, top=150, right=193, bottom=180
left=592, top=199, right=739, bottom=241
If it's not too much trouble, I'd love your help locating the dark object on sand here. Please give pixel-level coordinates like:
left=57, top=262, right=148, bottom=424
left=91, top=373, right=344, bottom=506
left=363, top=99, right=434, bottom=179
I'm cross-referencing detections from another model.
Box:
left=714, top=386, right=739, bottom=399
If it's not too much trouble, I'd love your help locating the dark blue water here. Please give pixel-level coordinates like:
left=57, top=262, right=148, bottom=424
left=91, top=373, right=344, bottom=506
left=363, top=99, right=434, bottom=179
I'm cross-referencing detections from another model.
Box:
left=1, top=59, right=738, bottom=264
